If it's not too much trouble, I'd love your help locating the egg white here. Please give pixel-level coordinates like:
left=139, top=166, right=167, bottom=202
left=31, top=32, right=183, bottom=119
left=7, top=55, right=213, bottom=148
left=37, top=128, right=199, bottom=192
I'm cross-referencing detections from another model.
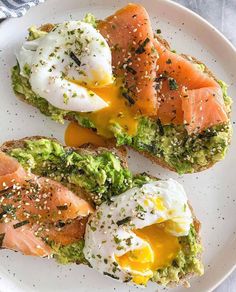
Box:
left=83, top=179, right=193, bottom=284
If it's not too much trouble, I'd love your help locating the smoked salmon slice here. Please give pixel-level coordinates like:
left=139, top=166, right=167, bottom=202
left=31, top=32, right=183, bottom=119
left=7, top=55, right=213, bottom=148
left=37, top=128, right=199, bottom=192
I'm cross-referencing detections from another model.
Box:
left=154, top=40, right=228, bottom=133
left=0, top=151, right=28, bottom=190
left=99, top=3, right=228, bottom=133
left=0, top=151, right=93, bottom=257
left=44, top=217, right=87, bottom=246
left=98, top=3, right=158, bottom=116
left=0, top=221, right=52, bottom=257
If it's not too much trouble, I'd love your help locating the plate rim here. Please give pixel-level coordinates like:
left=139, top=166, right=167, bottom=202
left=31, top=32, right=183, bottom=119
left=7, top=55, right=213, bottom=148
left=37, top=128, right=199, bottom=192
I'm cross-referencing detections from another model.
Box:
left=0, top=0, right=235, bottom=291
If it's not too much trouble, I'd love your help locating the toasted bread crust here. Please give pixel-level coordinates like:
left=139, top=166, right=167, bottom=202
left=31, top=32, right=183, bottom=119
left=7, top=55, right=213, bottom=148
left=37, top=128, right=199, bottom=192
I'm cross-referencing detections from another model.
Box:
left=128, top=145, right=215, bottom=173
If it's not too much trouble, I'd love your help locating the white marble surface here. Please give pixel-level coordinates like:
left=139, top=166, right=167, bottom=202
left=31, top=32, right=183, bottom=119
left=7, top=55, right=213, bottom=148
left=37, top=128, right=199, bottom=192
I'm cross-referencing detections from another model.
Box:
left=173, top=1, right=236, bottom=291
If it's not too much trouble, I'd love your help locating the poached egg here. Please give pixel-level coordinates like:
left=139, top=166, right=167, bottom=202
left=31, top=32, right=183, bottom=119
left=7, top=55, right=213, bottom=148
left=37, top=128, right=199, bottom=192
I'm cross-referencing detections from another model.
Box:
left=17, top=20, right=138, bottom=138
left=83, top=179, right=193, bottom=286
left=17, top=21, right=112, bottom=112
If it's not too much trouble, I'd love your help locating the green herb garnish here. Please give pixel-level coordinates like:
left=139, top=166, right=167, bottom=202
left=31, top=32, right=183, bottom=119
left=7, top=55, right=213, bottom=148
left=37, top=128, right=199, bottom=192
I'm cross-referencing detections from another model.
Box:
left=103, top=272, right=119, bottom=280
left=13, top=220, right=29, bottom=229
left=135, top=38, right=150, bottom=54
left=69, top=51, right=81, bottom=66
left=126, top=66, right=137, bottom=75
left=0, top=211, right=6, bottom=220
left=135, top=204, right=146, bottom=213
left=116, top=216, right=131, bottom=226
left=157, top=118, right=164, bottom=136
left=122, top=92, right=135, bottom=105
left=56, top=205, right=68, bottom=211
left=168, top=78, right=178, bottom=90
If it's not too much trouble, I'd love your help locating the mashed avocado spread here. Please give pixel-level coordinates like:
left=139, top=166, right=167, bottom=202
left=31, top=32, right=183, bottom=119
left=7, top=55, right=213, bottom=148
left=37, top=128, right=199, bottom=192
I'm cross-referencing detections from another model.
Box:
left=7, top=138, right=203, bottom=285
left=8, top=138, right=137, bottom=204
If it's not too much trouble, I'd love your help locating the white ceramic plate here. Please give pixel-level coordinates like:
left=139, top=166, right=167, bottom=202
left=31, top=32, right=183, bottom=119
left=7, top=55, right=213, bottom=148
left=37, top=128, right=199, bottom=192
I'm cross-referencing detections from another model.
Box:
left=0, top=0, right=235, bottom=291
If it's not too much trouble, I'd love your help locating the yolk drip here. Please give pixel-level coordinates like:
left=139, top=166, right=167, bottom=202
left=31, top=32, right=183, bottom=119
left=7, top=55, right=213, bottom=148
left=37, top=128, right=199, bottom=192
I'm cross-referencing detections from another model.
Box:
left=116, top=223, right=180, bottom=285
left=80, top=80, right=138, bottom=138
left=65, top=122, right=108, bottom=147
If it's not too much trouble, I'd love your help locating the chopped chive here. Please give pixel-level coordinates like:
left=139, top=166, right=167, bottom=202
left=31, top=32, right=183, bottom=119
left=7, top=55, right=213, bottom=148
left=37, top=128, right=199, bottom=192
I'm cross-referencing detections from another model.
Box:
left=135, top=204, right=146, bottom=213
left=116, top=216, right=131, bottom=226
left=168, top=78, right=178, bottom=90
left=122, top=92, right=135, bottom=105
left=156, top=29, right=162, bottom=34
left=0, top=205, right=16, bottom=219
left=126, top=66, right=137, bottom=75
left=155, top=75, right=168, bottom=83
left=198, top=130, right=217, bottom=139
left=0, top=211, right=6, bottom=220
left=157, top=119, right=164, bottom=136
left=172, top=259, right=179, bottom=267
left=13, top=220, right=29, bottom=229
left=56, top=220, right=66, bottom=228
left=114, top=236, right=121, bottom=244
left=124, top=277, right=132, bottom=283
left=69, top=51, right=81, bottom=66
left=166, top=58, right=172, bottom=64
left=0, top=186, right=13, bottom=195
left=56, top=205, right=68, bottom=211
left=135, top=38, right=150, bottom=54
left=103, top=272, right=119, bottom=280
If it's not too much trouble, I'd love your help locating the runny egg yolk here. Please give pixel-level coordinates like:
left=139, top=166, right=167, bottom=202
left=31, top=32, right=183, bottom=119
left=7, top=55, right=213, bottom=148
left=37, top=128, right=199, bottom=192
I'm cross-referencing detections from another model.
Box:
left=116, top=224, right=180, bottom=285
left=70, top=79, right=138, bottom=138
left=65, top=122, right=108, bottom=147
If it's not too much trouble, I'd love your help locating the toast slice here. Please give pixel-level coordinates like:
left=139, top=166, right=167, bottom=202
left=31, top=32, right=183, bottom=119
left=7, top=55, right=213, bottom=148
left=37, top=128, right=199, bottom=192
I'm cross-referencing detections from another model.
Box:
left=11, top=18, right=232, bottom=174
left=128, top=35, right=232, bottom=173
left=0, top=136, right=203, bottom=287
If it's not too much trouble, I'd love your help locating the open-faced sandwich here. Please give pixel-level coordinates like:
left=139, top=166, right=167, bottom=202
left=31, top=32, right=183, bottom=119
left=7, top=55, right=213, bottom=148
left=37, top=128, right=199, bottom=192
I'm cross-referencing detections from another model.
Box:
left=11, top=3, right=232, bottom=174
left=0, top=137, right=203, bottom=287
